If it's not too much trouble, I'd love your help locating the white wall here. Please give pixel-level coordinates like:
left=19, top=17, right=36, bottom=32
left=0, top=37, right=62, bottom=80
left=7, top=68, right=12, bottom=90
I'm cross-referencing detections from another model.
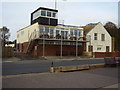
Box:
left=17, top=23, right=84, bottom=44
left=17, top=23, right=39, bottom=44
left=86, top=23, right=112, bottom=52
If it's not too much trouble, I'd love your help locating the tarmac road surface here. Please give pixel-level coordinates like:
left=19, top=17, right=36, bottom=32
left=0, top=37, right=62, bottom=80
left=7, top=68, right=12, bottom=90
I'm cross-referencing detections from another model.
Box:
left=2, top=58, right=105, bottom=75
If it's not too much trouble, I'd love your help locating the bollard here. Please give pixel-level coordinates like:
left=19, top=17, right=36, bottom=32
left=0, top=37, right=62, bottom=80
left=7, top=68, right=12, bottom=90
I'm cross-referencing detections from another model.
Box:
left=50, top=62, right=54, bottom=73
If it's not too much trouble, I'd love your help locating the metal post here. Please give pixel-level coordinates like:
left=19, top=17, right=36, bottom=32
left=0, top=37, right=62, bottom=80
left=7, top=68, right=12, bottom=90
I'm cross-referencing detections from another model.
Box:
left=55, top=0, right=57, bottom=10
left=61, top=30, right=62, bottom=58
left=76, top=40, right=78, bottom=57
left=43, top=32, right=45, bottom=57
left=76, top=32, right=78, bottom=57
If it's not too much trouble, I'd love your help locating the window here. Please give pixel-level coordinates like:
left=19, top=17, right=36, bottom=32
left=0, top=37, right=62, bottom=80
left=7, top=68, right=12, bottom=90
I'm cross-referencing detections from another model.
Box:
left=41, top=10, right=46, bottom=16
left=88, top=45, right=93, bottom=52
left=101, top=34, right=105, bottom=41
left=70, top=29, right=73, bottom=36
left=94, top=33, right=97, bottom=40
left=56, top=30, right=60, bottom=35
left=78, top=30, right=81, bottom=36
left=106, top=46, right=109, bottom=52
left=52, top=12, right=56, bottom=17
left=45, top=27, right=49, bottom=34
left=40, top=27, right=44, bottom=33
left=74, top=30, right=77, bottom=37
left=47, top=11, right=51, bottom=17
left=33, top=10, right=40, bottom=20
left=50, top=27, right=54, bottom=35
left=97, top=47, right=101, bottom=50
left=61, top=31, right=64, bottom=37
left=64, top=31, right=68, bottom=39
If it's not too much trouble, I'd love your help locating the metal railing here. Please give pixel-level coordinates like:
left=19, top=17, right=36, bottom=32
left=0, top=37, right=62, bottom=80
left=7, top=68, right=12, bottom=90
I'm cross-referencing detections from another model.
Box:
left=26, top=31, right=38, bottom=53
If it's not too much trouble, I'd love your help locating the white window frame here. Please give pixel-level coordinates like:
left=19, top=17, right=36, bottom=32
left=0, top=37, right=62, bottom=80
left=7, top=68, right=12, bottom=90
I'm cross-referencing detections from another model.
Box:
left=94, top=33, right=98, bottom=40
left=41, top=10, right=46, bottom=17
left=47, top=11, right=52, bottom=17
left=101, top=34, right=105, bottom=41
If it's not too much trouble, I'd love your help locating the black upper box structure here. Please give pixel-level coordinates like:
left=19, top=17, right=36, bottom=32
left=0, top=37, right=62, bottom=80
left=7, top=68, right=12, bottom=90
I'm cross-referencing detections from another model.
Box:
left=31, top=7, right=58, bottom=26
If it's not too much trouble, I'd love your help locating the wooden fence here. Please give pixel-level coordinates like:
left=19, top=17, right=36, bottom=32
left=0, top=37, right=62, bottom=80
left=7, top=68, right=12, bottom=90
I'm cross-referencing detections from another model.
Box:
left=2, top=47, right=14, bottom=58
left=95, top=52, right=120, bottom=58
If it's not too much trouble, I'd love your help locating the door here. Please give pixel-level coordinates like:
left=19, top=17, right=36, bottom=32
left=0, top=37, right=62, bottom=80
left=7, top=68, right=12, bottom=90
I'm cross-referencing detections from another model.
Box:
left=88, top=45, right=93, bottom=52
left=106, top=46, right=109, bottom=52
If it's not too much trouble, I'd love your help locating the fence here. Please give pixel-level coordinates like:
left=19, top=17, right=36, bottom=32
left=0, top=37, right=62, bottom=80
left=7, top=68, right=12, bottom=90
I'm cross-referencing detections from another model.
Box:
left=2, top=47, right=14, bottom=58
left=95, top=52, right=120, bottom=58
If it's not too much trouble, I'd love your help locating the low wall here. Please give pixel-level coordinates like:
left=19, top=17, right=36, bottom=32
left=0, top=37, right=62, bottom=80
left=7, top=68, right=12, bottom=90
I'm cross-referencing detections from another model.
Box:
left=50, top=64, right=105, bottom=73
left=95, top=52, right=120, bottom=58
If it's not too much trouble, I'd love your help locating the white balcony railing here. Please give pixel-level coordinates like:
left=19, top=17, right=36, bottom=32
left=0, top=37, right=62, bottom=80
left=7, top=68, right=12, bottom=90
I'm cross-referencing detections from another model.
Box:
left=29, top=31, right=84, bottom=41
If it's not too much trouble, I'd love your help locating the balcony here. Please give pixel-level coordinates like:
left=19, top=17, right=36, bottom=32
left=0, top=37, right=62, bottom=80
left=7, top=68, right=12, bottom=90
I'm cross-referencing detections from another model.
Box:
left=29, top=31, right=85, bottom=43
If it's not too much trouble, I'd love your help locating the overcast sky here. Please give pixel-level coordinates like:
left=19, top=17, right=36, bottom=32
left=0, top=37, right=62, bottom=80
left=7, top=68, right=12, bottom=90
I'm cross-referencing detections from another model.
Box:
left=0, top=0, right=119, bottom=41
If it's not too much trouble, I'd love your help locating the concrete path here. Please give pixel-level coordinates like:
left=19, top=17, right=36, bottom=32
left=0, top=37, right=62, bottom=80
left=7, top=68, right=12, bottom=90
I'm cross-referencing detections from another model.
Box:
left=2, top=67, right=119, bottom=88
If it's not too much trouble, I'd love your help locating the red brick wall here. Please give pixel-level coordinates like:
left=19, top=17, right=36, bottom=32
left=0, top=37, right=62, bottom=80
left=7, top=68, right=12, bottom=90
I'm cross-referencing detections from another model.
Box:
left=95, top=52, right=120, bottom=58
left=35, top=44, right=83, bottom=56
left=19, top=42, right=29, bottom=53
left=19, top=41, right=84, bottom=56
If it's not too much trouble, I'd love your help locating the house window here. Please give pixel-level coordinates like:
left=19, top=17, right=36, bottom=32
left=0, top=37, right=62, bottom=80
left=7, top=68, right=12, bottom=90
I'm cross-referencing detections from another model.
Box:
left=45, top=27, right=49, bottom=34
left=47, top=11, right=51, bottom=17
left=41, top=10, right=46, bottom=16
left=101, top=34, right=105, bottom=41
left=97, top=47, right=101, bottom=50
left=106, top=46, right=109, bottom=52
left=40, top=27, right=44, bottom=33
left=52, top=12, right=56, bottom=17
left=64, top=31, right=68, bottom=39
left=56, top=30, right=60, bottom=35
left=74, top=30, right=78, bottom=37
left=94, top=33, right=97, bottom=40
left=88, top=45, right=93, bottom=52
left=61, top=31, right=64, bottom=37
left=32, top=10, right=40, bottom=20
left=78, top=30, right=81, bottom=36
left=50, top=27, right=54, bottom=37
left=70, top=29, right=73, bottom=36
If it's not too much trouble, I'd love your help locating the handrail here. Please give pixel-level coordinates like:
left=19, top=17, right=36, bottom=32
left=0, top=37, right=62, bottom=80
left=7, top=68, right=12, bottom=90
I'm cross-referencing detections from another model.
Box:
left=26, top=31, right=39, bottom=53
left=29, top=31, right=84, bottom=42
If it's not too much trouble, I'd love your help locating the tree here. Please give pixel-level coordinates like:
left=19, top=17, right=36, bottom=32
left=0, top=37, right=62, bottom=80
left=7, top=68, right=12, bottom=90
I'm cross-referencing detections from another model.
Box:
left=104, top=22, right=118, bottom=51
left=104, top=22, right=118, bottom=37
left=0, top=26, right=10, bottom=47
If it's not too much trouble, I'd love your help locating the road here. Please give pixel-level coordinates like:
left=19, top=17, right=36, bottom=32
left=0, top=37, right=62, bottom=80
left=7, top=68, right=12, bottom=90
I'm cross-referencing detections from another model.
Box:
left=2, top=58, right=105, bottom=76
left=2, top=67, right=119, bottom=88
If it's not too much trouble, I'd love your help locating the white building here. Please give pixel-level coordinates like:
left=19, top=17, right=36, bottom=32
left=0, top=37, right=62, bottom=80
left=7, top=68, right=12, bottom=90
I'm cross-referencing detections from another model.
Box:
left=83, top=22, right=112, bottom=52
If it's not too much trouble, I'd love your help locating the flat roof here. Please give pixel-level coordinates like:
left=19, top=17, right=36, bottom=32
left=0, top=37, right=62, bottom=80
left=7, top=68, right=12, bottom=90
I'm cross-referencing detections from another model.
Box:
left=17, top=23, right=83, bottom=33
left=31, top=7, right=58, bottom=15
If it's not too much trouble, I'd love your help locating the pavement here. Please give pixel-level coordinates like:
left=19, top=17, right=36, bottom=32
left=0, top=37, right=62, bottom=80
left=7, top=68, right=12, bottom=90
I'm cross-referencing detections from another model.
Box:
left=2, top=67, right=119, bottom=88
left=103, top=83, right=120, bottom=88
